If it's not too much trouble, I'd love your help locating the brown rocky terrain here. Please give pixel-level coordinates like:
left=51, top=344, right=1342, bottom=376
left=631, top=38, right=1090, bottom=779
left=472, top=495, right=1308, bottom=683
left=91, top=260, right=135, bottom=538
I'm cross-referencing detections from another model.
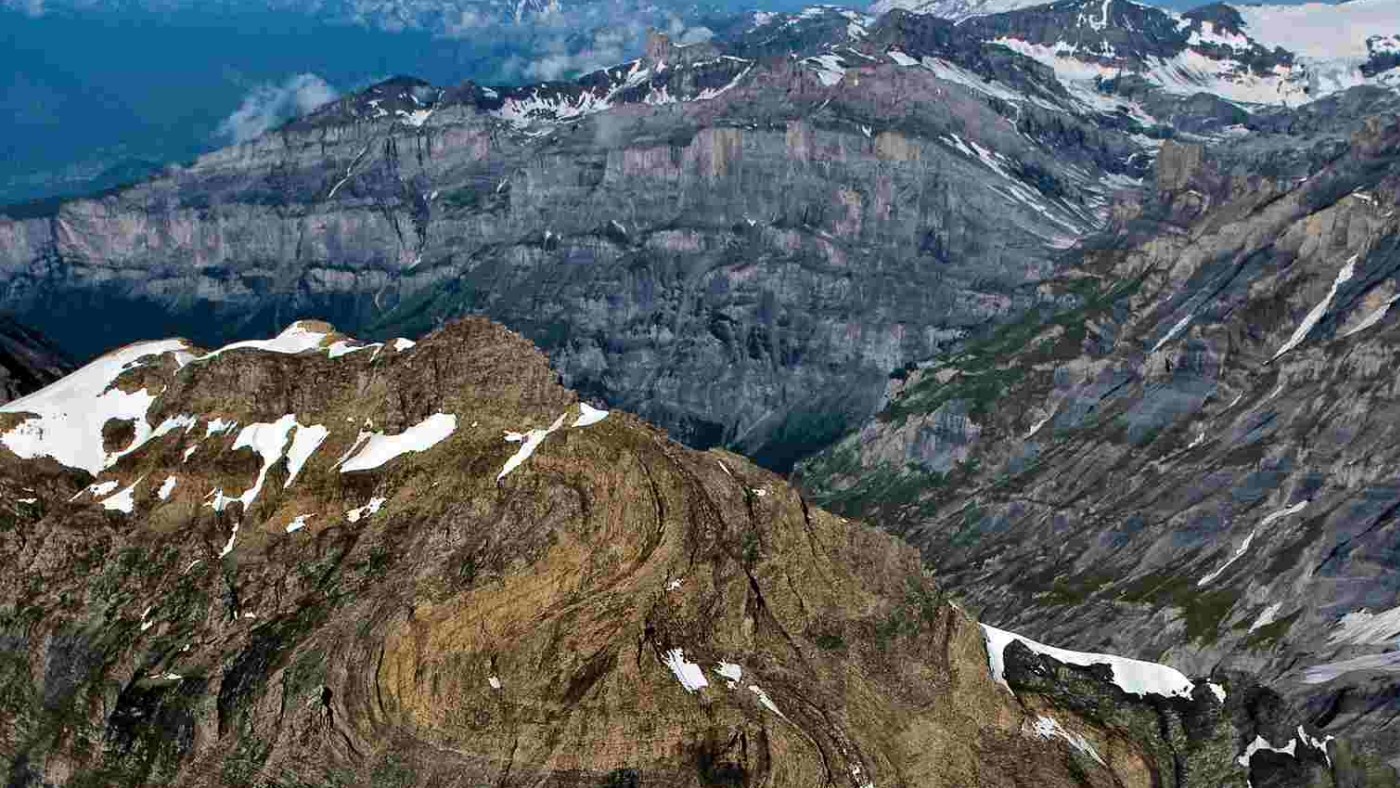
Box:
left=799, top=109, right=1400, bottom=773
left=0, top=317, right=1366, bottom=786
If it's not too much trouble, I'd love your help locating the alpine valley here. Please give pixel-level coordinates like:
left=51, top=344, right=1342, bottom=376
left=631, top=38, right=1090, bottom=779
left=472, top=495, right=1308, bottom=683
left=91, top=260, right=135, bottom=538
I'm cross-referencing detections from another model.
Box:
left=4, top=0, right=1400, bottom=784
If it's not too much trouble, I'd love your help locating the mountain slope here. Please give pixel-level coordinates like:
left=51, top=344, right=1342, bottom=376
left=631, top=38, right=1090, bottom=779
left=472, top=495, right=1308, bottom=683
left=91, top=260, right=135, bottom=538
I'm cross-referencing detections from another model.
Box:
left=798, top=111, right=1400, bottom=770
left=0, top=13, right=1152, bottom=471
left=1, top=1, right=1397, bottom=478
left=0, top=316, right=71, bottom=405
left=868, top=0, right=1051, bottom=22
left=0, top=318, right=1359, bottom=786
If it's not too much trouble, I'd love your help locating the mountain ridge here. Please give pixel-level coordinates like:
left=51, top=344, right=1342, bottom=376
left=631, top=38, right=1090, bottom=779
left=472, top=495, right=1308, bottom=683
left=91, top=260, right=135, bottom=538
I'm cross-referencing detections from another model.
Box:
left=797, top=107, right=1400, bottom=770
left=0, top=316, right=1383, bottom=786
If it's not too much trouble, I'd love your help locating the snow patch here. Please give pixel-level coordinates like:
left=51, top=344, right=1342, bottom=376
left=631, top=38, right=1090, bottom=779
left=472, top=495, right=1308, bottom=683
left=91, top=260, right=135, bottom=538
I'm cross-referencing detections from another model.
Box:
left=716, top=661, right=743, bottom=688
left=887, top=49, right=918, bottom=66
left=210, top=415, right=299, bottom=513
left=1208, top=682, right=1227, bottom=703
left=1151, top=313, right=1194, bottom=353
left=1238, top=734, right=1297, bottom=768
left=662, top=648, right=708, bottom=693
left=1297, top=725, right=1334, bottom=766
left=219, top=521, right=240, bottom=558
left=346, top=496, right=387, bottom=523
left=284, top=423, right=329, bottom=487
left=1273, top=257, right=1357, bottom=360
left=1028, top=715, right=1105, bottom=765
left=340, top=413, right=457, bottom=473
left=1343, top=294, right=1400, bottom=337
left=157, top=476, right=178, bottom=501
left=748, top=684, right=784, bottom=716
left=200, top=321, right=330, bottom=360
left=1250, top=602, right=1284, bottom=633
left=573, top=403, right=609, bottom=427
left=982, top=624, right=1195, bottom=698
left=100, top=477, right=143, bottom=513
left=285, top=513, right=313, bottom=533
left=1198, top=501, right=1308, bottom=586
left=497, top=412, right=567, bottom=481
left=1329, top=604, right=1400, bottom=646
left=807, top=54, right=846, bottom=86
left=0, top=339, right=194, bottom=473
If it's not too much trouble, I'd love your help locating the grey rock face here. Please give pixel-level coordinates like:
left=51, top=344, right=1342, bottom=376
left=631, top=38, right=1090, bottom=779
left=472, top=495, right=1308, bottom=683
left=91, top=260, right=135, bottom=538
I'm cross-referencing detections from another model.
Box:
left=0, top=317, right=71, bottom=405
left=0, top=11, right=1142, bottom=469
left=799, top=115, right=1400, bottom=769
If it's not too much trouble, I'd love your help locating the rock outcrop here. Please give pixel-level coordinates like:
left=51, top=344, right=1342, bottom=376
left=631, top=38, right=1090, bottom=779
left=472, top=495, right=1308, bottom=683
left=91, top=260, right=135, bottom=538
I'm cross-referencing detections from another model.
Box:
left=799, top=109, right=1400, bottom=773
left=0, top=317, right=71, bottom=405
left=0, top=6, right=1189, bottom=471
left=0, top=318, right=1361, bottom=786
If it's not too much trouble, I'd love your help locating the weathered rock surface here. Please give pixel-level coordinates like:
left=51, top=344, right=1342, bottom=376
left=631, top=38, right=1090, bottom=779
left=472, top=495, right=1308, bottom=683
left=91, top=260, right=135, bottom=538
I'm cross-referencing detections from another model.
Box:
left=0, top=317, right=71, bottom=405
left=0, top=8, right=1181, bottom=471
left=800, top=112, right=1400, bottom=773
left=0, top=317, right=1365, bottom=786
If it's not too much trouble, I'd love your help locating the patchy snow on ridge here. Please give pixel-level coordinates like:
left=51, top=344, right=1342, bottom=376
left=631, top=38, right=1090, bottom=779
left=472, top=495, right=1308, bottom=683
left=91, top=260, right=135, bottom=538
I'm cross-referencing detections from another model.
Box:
left=1273, top=256, right=1357, bottom=360
left=497, top=412, right=568, bottom=480
left=1236, top=0, right=1400, bottom=61
left=807, top=54, right=847, bottom=86
left=993, top=36, right=1303, bottom=107
left=573, top=403, right=609, bottom=427
left=982, top=623, right=1195, bottom=698
left=101, top=477, right=144, bottom=513
left=662, top=648, right=709, bottom=692
left=1028, top=715, right=1105, bottom=765
left=1198, top=500, right=1308, bottom=586
left=1238, top=734, right=1297, bottom=767
left=284, top=423, right=329, bottom=487
left=346, top=496, right=387, bottom=523
left=200, top=321, right=331, bottom=360
left=0, top=339, right=194, bottom=474
left=1329, top=604, right=1400, bottom=646
left=340, top=413, right=458, bottom=473
left=871, top=0, right=1051, bottom=22
left=209, top=415, right=298, bottom=513
left=715, top=661, right=743, bottom=688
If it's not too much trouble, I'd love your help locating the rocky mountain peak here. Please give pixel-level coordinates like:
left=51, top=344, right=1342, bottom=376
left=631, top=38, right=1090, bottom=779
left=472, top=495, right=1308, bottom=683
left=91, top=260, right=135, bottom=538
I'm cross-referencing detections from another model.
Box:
left=0, top=317, right=1358, bottom=786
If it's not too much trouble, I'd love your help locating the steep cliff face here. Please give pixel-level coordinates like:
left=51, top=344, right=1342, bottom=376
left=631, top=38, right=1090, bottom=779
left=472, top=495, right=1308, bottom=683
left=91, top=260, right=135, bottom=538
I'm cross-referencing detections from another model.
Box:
left=800, top=113, right=1400, bottom=771
left=0, top=8, right=1170, bottom=471
left=0, top=317, right=71, bottom=405
left=0, top=317, right=1353, bottom=787
left=2, top=3, right=1396, bottom=472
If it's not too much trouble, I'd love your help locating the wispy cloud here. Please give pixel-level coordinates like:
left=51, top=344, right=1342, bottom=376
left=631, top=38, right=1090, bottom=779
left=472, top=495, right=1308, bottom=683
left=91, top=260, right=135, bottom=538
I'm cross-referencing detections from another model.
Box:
left=2, top=0, right=46, bottom=16
left=217, top=73, right=337, bottom=144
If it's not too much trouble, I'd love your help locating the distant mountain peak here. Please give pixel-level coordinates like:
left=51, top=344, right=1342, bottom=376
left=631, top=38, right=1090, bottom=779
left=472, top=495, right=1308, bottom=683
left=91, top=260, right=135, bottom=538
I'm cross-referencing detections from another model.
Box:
left=869, top=0, right=1051, bottom=22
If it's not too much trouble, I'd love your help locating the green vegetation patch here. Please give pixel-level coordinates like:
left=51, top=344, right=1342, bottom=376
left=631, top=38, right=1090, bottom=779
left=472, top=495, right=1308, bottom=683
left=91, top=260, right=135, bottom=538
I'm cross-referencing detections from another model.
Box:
left=1118, top=570, right=1240, bottom=645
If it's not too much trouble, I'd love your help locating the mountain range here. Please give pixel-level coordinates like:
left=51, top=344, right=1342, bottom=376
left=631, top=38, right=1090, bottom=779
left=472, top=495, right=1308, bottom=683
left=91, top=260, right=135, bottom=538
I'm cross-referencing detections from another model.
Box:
left=0, top=317, right=1387, bottom=786
left=5, top=0, right=1400, bottom=782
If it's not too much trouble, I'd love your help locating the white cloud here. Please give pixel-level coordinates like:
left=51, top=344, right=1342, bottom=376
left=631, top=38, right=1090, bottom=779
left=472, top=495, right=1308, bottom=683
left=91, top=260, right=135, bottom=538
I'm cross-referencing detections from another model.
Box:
left=667, top=16, right=714, bottom=45
left=512, top=22, right=646, bottom=81
left=217, top=73, right=338, bottom=144
left=3, top=0, right=46, bottom=16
